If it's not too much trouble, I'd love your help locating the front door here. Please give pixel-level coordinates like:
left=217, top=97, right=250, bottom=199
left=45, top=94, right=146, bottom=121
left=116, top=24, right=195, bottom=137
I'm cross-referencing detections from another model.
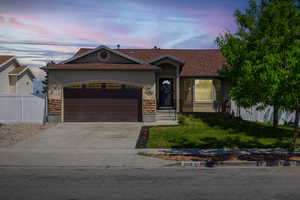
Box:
left=159, top=78, right=174, bottom=108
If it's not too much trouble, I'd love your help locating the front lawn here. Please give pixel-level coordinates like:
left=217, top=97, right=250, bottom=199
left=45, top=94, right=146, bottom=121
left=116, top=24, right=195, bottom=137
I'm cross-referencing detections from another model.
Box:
left=146, top=115, right=298, bottom=149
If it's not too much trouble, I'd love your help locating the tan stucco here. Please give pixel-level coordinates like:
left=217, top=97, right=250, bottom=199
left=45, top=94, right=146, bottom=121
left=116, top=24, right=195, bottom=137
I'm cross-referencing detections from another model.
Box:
left=48, top=70, right=156, bottom=100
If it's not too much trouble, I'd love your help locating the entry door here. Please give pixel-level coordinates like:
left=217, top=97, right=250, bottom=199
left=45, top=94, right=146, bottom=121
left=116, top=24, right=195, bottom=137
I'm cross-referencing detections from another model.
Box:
left=159, top=78, right=174, bottom=108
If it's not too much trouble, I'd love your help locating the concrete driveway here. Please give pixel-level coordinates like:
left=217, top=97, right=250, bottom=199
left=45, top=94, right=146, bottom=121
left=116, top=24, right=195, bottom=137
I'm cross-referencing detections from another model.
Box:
left=12, top=123, right=141, bottom=150
left=0, top=123, right=175, bottom=168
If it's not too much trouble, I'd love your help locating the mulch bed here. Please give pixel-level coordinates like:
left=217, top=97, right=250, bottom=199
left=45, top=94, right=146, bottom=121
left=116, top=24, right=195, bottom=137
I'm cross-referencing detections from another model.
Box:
left=135, top=126, right=151, bottom=148
left=151, top=154, right=300, bottom=162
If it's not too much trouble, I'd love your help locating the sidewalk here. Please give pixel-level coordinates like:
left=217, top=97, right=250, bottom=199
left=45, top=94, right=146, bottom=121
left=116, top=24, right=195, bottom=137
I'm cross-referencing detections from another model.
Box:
left=0, top=148, right=176, bottom=168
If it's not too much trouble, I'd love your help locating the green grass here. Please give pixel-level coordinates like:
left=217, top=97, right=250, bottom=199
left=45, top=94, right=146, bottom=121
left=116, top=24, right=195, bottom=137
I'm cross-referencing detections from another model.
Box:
left=147, top=115, right=298, bottom=149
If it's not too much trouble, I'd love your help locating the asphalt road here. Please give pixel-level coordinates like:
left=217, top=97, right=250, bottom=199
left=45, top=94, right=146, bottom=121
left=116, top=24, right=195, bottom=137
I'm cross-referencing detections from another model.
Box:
left=0, top=167, right=300, bottom=200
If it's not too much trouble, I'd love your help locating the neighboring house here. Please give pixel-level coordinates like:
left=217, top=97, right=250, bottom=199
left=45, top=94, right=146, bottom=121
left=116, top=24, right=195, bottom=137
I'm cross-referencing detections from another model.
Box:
left=0, top=56, right=35, bottom=94
left=44, top=45, right=231, bottom=123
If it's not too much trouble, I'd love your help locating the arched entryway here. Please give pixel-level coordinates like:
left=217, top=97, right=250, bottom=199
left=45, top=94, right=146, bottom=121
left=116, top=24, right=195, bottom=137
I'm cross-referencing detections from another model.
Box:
left=63, top=82, right=142, bottom=122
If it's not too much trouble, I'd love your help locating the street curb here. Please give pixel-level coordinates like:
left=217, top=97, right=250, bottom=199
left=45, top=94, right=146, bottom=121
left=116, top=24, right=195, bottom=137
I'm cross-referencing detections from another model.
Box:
left=179, top=160, right=300, bottom=168
left=137, top=148, right=300, bottom=156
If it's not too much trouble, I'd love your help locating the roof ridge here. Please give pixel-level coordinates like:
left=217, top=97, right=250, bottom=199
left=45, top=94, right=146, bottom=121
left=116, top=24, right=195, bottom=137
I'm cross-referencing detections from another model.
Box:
left=117, top=48, right=220, bottom=50
left=77, top=48, right=220, bottom=51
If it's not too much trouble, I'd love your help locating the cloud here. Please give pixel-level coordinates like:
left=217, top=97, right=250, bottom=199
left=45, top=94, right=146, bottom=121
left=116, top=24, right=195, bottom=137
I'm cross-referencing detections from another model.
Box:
left=29, top=66, right=45, bottom=80
left=0, top=0, right=248, bottom=67
left=0, top=15, right=49, bottom=35
left=171, top=35, right=217, bottom=49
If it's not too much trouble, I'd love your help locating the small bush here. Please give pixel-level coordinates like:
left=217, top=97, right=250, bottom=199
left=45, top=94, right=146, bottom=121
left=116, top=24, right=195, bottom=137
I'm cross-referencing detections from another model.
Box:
left=177, top=115, right=186, bottom=125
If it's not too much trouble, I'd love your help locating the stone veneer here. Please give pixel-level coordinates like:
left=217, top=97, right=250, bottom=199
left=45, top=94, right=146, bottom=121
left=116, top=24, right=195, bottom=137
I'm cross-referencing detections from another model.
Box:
left=48, top=98, right=62, bottom=118
left=143, top=99, right=156, bottom=114
left=142, top=99, right=156, bottom=122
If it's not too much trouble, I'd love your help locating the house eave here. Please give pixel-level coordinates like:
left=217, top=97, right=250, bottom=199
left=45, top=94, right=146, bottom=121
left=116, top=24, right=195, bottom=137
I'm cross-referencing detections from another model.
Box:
left=180, top=75, right=226, bottom=78
left=44, top=66, right=161, bottom=71
left=149, top=55, right=185, bottom=65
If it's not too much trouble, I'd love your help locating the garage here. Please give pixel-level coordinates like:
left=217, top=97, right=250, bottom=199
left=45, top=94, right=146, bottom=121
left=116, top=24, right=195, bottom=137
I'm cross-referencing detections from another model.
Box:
left=63, top=85, right=142, bottom=122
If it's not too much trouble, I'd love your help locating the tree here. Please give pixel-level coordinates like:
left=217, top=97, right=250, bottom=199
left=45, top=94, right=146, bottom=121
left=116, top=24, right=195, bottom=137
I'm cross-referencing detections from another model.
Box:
left=42, top=74, right=48, bottom=94
left=42, top=61, right=55, bottom=94
left=279, top=39, right=300, bottom=150
left=216, top=0, right=300, bottom=128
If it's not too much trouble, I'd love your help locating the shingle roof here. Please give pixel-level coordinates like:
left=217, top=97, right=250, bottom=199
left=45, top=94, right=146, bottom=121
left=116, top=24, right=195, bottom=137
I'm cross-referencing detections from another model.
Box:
left=73, top=48, right=226, bottom=76
left=47, top=63, right=160, bottom=71
left=9, top=66, right=27, bottom=75
left=0, top=55, right=14, bottom=65
left=118, top=49, right=226, bottom=76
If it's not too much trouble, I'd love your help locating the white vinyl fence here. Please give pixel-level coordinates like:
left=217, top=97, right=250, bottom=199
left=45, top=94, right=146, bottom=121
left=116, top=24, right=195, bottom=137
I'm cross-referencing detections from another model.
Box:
left=231, top=101, right=296, bottom=125
left=0, top=94, right=46, bottom=124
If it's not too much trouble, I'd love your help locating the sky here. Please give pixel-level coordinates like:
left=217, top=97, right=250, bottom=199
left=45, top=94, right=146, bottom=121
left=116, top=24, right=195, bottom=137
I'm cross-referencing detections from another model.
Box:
left=0, top=0, right=250, bottom=79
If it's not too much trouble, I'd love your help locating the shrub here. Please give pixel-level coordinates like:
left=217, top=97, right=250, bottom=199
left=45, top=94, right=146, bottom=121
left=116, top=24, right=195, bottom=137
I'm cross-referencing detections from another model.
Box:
left=177, top=115, right=186, bottom=125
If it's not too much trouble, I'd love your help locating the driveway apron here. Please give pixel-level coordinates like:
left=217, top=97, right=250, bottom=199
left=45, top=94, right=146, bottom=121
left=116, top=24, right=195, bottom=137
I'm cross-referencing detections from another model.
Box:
left=0, top=123, right=175, bottom=167
left=11, top=123, right=142, bottom=150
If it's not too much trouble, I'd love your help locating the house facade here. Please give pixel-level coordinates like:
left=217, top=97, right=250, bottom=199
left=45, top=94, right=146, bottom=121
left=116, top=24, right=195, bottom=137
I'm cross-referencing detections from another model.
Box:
left=0, top=56, right=35, bottom=95
left=45, top=45, right=230, bottom=122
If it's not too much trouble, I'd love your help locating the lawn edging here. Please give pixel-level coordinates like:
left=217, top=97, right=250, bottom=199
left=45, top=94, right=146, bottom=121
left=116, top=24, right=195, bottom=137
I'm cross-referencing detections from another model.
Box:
left=137, top=148, right=300, bottom=167
left=137, top=148, right=300, bottom=156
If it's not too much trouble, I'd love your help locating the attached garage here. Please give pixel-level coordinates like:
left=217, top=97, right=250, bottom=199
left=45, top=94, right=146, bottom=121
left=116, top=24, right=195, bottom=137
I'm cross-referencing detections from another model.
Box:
left=63, top=84, right=142, bottom=122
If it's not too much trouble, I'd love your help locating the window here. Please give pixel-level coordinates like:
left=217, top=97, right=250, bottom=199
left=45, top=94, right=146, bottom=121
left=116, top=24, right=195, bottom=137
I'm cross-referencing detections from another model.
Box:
left=97, top=50, right=110, bottom=61
left=194, top=80, right=215, bottom=101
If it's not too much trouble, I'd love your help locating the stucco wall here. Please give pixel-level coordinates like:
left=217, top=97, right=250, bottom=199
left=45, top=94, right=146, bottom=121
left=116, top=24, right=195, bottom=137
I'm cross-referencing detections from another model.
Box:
left=0, top=63, right=15, bottom=94
left=16, top=72, right=33, bottom=94
left=48, top=70, right=157, bottom=122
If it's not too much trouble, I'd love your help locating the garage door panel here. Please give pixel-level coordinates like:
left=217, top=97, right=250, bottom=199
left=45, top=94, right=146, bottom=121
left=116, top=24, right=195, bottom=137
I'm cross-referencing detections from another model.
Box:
left=64, top=88, right=142, bottom=122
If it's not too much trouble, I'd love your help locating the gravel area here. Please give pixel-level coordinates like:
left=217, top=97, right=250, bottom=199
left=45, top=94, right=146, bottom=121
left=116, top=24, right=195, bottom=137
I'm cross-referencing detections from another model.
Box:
left=0, top=123, right=55, bottom=147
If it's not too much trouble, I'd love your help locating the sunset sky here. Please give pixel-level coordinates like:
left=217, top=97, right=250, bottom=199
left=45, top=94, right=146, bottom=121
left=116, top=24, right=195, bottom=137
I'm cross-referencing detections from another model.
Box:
left=0, top=0, right=249, bottom=78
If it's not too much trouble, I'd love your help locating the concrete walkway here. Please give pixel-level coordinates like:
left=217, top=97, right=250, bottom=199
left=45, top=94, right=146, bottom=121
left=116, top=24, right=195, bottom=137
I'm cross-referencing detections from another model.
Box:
left=0, top=123, right=176, bottom=168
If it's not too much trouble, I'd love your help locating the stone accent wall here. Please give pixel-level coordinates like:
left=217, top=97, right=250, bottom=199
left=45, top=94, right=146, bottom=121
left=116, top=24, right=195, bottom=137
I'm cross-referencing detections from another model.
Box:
left=48, top=99, right=62, bottom=115
left=143, top=99, right=156, bottom=114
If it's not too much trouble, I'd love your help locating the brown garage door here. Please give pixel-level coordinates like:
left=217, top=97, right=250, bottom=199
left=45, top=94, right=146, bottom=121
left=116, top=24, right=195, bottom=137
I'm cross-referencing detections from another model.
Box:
left=64, top=87, right=142, bottom=122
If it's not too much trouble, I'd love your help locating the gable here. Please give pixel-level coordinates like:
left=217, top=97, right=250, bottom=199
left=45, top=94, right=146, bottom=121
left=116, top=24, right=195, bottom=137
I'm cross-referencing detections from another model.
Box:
left=0, top=63, right=16, bottom=93
left=62, top=45, right=145, bottom=65
left=0, top=57, right=17, bottom=73
left=149, top=55, right=185, bottom=65
left=70, top=49, right=137, bottom=64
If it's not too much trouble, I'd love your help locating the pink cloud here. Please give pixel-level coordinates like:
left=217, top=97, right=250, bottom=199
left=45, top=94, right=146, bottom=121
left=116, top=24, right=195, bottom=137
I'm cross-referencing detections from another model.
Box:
left=0, top=16, right=4, bottom=23
left=0, top=15, right=50, bottom=35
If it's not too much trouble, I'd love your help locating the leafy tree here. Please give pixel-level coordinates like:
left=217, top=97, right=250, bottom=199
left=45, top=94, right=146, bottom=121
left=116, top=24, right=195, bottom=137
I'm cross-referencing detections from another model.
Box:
left=216, top=0, right=300, bottom=129
left=279, top=39, right=300, bottom=149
